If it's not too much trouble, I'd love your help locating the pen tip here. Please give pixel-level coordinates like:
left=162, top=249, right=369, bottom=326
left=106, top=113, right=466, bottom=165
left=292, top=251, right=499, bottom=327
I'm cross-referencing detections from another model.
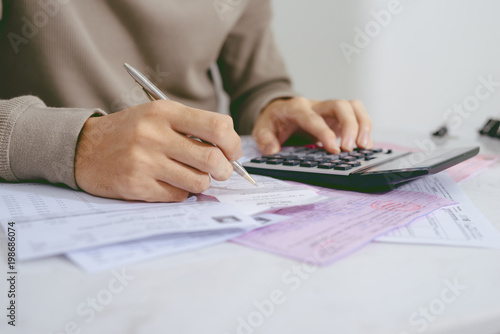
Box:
left=245, top=174, right=258, bottom=186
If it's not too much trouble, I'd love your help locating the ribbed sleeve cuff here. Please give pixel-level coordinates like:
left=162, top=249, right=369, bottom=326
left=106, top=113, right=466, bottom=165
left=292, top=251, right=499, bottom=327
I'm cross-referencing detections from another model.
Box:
left=235, top=81, right=299, bottom=135
left=4, top=97, right=106, bottom=189
left=0, top=96, right=44, bottom=182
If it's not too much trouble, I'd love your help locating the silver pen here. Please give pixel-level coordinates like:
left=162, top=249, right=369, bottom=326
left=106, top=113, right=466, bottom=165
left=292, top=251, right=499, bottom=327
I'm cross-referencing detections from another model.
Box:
left=123, top=63, right=257, bottom=186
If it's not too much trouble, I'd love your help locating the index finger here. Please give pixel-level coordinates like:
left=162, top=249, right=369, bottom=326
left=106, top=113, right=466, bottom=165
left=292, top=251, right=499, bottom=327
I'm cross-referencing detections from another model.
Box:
left=290, top=99, right=340, bottom=153
left=156, top=100, right=242, bottom=161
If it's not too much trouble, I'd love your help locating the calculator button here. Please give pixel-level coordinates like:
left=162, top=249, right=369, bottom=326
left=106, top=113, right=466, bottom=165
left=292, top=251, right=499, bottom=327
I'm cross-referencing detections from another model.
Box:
left=334, top=164, right=353, bottom=170
left=331, top=160, right=343, bottom=164
left=283, top=160, right=300, bottom=166
left=347, top=161, right=361, bottom=167
left=341, top=156, right=356, bottom=162
left=283, top=155, right=300, bottom=160
left=365, top=156, right=376, bottom=161
left=371, top=148, right=383, bottom=153
left=300, top=162, right=318, bottom=168
left=350, top=153, right=364, bottom=159
left=360, top=150, right=374, bottom=156
left=385, top=149, right=393, bottom=154
left=318, top=163, right=336, bottom=169
left=324, top=154, right=340, bottom=160
left=266, top=159, right=284, bottom=165
left=250, top=158, right=267, bottom=163
left=338, top=152, right=350, bottom=158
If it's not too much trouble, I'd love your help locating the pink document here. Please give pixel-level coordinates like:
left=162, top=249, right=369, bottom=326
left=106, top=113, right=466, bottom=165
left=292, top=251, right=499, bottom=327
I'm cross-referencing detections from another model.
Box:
left=446, top=154, right=498, bottom=183
left=233, top=189, right=455, bottom=266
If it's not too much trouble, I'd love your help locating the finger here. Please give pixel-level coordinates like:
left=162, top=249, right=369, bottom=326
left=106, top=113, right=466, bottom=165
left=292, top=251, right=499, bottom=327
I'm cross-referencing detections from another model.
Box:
left=155, top=155, right=214, bottom=193
left=291, top=99, right=340, bottom=153
left=350, top=100, right=373, bottom=149
left=318, top=100, right=358, bottom=151
left=120, top=178, right=189, bottom=203
left=252, top=123, right=281, bottom=155
left=154, top=181, right=190, bottom=202
left=163, top=130, right=233, bottom=180
left=157, top=101, right=242, bottom=161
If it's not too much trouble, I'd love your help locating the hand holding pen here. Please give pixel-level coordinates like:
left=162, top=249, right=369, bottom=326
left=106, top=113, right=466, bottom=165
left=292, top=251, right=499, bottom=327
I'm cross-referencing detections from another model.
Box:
left=123, top=63, right=256, bottom=186
left=74, top=65, right=254, bottom=203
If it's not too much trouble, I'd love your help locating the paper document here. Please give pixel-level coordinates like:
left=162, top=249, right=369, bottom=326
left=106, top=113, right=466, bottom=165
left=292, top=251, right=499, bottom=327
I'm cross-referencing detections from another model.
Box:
left=67, top=213, right=288, bottom=272
left=9, top=201, right=257, bottom=261
left=0, top=183, right=258, bottom=261
left=376, top=173, right=500, bottom=248
left=0, top=182, right=168, bottom=222
left=446, top=155, right=498, bottom=183
left=203, top=174, right=327, bottom=215
left=233, top=189, right=454, bottom=266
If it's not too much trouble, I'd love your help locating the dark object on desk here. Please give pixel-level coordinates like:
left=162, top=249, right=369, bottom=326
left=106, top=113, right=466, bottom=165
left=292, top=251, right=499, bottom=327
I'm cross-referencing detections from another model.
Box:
left=243, top=145, right=480, bottom=191
left=432, top=125, right=448, bottom=138
left=479, top=119, right=500, bottom=139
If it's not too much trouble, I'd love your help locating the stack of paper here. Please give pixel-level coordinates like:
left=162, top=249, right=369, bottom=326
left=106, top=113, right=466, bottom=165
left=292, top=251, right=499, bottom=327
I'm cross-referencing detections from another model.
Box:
left=0, top=174, right=325, bottom=269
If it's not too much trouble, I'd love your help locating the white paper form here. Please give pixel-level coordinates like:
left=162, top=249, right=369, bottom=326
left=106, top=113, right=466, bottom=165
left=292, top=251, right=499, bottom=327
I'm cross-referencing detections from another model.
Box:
left=203, top=174, right=327, bottom=215
left=376, top=173, right=500, bottom=248
left=8, top=201, right=258, bottom=261
left=0, top=183, right=257, bottom=260
left=66, top=213, right=288, bottom=272
left=0, top=182, right=170, bottom=223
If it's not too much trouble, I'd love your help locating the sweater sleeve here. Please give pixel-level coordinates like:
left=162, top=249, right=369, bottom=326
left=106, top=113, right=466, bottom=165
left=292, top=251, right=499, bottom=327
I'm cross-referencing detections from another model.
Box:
left=0, top=96, right=106, bottom=189
left=217, top=0, right=299, bottom=135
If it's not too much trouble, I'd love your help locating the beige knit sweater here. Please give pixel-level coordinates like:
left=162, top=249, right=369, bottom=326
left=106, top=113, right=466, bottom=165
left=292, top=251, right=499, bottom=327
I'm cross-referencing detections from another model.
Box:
left=0, top=0, right=296, bottom=189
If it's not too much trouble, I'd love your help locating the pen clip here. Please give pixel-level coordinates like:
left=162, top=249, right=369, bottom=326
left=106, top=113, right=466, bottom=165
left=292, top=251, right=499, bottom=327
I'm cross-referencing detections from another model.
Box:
left=142, top=87, right=156, bottom=102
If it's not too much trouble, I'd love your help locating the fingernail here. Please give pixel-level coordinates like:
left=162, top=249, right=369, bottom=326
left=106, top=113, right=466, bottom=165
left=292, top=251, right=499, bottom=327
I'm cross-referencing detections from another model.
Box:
left=265, top=144, right=279, bottom=155
left=344, top=137, right=355, bottom=151
left=358, top=133, right=368, bottom=148
left=328, top=139, right=340, bottom=153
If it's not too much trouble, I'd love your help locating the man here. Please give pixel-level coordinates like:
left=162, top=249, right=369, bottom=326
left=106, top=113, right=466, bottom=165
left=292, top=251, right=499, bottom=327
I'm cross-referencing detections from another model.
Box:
left=0, top=0, right=372, bottom=202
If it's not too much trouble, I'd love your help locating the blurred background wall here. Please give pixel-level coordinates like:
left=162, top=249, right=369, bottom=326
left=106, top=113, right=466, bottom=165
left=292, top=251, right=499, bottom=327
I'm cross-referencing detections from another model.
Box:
left=270, top=0, right=500, bottom=138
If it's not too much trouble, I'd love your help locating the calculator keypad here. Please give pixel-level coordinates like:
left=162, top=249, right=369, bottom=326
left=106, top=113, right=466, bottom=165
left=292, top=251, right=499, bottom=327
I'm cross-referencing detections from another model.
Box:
left=245, top=146, right=398, bottom=175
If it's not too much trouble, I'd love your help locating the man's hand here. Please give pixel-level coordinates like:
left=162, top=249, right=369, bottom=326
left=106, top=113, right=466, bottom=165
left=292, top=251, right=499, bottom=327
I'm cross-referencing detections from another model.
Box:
left=75, top=100, right=242, bottom=202
left=252, top=97, right=373, bottom=155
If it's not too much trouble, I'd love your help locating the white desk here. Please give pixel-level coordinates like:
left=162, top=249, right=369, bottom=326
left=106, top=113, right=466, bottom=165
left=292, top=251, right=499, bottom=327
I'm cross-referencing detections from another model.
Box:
left=1, top=126, right=499, bottom=334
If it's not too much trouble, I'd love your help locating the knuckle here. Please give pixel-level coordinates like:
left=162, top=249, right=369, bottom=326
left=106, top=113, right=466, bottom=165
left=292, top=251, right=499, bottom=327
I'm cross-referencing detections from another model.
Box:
left=129, top=120, right=151, bottom=143
left=331, top=99, right=350, bottom=111
left=142, top=101, right=163, bottom=117
left=144, top=100, right=178, bottom=120
left=203, top=147, right=223, bottom=170
left=349, top=99, right=364, bottom=108
left=210, top=114, right=233, bottom=139
left=292, top=96, right=309, bottom=106
left=189, top=175, right=211, bottom=193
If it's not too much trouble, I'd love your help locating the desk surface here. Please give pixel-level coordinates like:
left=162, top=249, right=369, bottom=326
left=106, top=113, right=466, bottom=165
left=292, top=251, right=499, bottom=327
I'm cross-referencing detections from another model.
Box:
left=1, top=126, right=499, bottom=334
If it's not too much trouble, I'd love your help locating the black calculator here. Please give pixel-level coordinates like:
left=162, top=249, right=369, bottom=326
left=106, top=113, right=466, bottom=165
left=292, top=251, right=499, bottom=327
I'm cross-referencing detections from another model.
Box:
left=243, top=145, right=480, bottom=191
